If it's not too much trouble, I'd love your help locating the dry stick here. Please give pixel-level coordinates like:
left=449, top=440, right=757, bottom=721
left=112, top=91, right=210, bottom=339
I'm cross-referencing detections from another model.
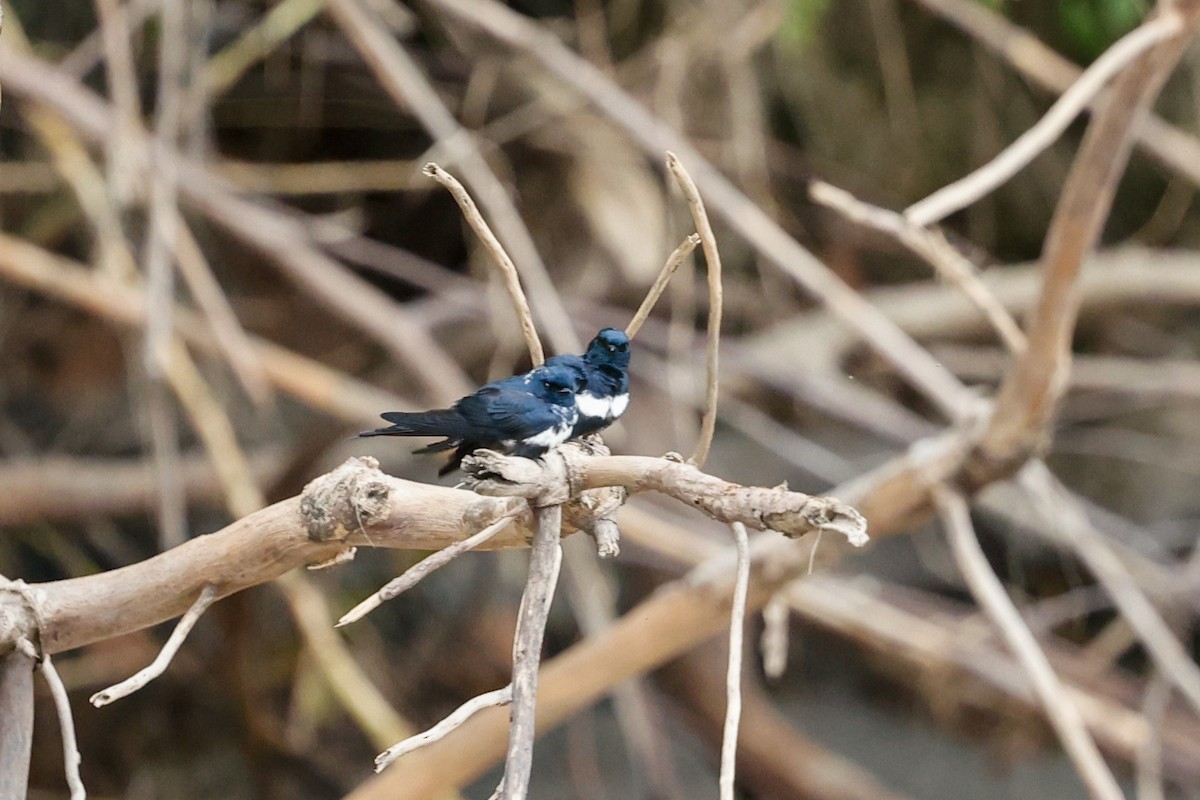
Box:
left=90, top=584, right=218, bottom=706
left=759, top=595, right=789, bottom=680
left=1020, top=462, right=1200, bottom=716
left=171, top=214, right=274, bottom=405
left=909, top=0, right=1200, bottom=190
left=905, top=12, right=1183, bottom=227
left=984, top=4, right=1200, bottom=461
left=40, top=655, right=85, bottom=800
left=932, top=487, right=1124, bottom=800
left=204, top=0, right=327, bottom=97
left=376, top=686, right=513, bottom=771
left=92, top=0, right=143, bottom=208
left=345, top=515, right=865, bottom=800
left=625, top=233, right=700, bottom=339
left=0, top=649, right=34, bottom=800
left=719, top=522, right=750, bottom=800
left=144, top=0, right=189, bottom=551
left=424, top=0, right=974, bottom=419
left=666, top=153, right=722, bottom=468
left=0, top=232, right=406, bottom=424
left=275, top=571, right=417, bottom=752
left=337, top=515, right=518, bottom=627
left=501, top=505, right=565, bottom=800
left=153, top=322, right=421, bottom=751
left=425, top=162, right=545, bottom=365
left=325, top=0, right=581, bottom=355
left=1136, top=674, right=1171, bottom=800
left=0, top=39, right=471, bottom=404
left=810, top=180, right=1026, bottom=354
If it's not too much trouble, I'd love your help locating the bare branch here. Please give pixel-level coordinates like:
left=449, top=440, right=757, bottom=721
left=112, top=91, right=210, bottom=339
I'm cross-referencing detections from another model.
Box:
left=810, top=180, right=1025, bottom=353
left=933, top=486, right=1123, bottom=800
left=0, top=231, right=406, bottom=423
left=90, top=584, right=218, bottom=707
left=337, top=514, right=518, bottom=627
left=500, top=505, right=564, bottom=800
left=0, top=650, right=34, bottom=799
left=324, top=0, right=581, bottom=354
left=204, top=0, right=327, bottom=98
left=376, top=686, right=512, bottom=771
left=1020, top=462, right=1200, bottom=716
left=423, top=0, right=975, bottom=418
left=40, top=655, right=85, bottom=799
left=462, top=448, right=869, bottom=545
left=909, top=0, right=1200, bottom=189
left=665, top=153, right=723, bottom=467
left=719, top=522, right=750, bottom=800
left=983, top=4, right=1200, bottom=463
left=905, top=13, right=1184, bottom=227
left=425, top=162, right=544, bottom=365
left=625, top=233, right=699, bottom=339
left=759, top=594, right=789, bottom=680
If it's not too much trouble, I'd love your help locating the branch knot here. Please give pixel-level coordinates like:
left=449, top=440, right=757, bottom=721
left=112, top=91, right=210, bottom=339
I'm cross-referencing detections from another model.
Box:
left=300, top=456, right=392, bottom=543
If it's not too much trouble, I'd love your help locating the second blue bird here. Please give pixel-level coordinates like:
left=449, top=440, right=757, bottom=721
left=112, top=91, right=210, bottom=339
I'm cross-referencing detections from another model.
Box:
left=359, top=363, right=581, bottom=476
left=546, top=327, right=631, bottom=438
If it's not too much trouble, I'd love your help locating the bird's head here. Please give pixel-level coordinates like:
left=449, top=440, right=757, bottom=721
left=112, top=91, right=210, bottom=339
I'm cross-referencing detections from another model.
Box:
left=534, top=364, right=582, bottom=407
left=584, top=327, right=631, bottom=369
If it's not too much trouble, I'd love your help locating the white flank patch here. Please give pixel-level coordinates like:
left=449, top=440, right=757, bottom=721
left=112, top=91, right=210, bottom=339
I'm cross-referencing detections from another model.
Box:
left=576, top=391, right=629, bottom=421
left=523, top=422, right=573, bottom=449
left=575, top=392, right=611, bottom=419
left=609, top=393, right=629, bottom=419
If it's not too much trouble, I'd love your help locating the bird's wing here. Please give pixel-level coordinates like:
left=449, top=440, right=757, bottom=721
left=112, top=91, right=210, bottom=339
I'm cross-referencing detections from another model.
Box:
left=456, top=385, right=556, bottom=440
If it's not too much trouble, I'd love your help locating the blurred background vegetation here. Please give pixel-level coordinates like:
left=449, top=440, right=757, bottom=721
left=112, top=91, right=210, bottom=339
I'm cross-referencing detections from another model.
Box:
left=2, top=0, right=1199, bottom=798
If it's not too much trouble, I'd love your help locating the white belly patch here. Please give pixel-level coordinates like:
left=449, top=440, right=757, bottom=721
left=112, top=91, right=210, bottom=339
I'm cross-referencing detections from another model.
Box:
left=522, top=422, right=573, bottom=449
left=608, top=393, right=629, bottom=418
left=576, top=391, right=629, bottom=420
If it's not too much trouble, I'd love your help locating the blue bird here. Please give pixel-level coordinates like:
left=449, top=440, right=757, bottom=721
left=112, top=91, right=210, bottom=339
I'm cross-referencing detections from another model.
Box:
left=546, top=327, right=631, bottom=439
left=359, top=364, right=581, bottom=476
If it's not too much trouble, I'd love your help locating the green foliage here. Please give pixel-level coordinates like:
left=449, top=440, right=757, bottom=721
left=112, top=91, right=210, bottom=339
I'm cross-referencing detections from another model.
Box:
left=1058, top=0, right=1147, bottom=60
left=777, top=0, right=832, bottom=51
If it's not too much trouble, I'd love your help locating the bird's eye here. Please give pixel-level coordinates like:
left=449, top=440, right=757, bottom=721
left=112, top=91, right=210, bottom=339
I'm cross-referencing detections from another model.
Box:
left=606, top=344, right=616, bottom=352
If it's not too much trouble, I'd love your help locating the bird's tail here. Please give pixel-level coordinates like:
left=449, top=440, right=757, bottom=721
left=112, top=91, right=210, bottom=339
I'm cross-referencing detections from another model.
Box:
left=358, top=409, right=469, bottom=440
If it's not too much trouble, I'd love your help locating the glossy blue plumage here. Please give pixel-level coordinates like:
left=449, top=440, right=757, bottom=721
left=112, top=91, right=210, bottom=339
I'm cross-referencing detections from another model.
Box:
left=359, top=364, right=580, bottom=475
left=546, top=328, right=631, bottom=438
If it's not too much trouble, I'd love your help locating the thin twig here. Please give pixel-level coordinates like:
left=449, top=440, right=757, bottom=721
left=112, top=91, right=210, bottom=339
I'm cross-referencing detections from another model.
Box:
left=40, top=654, right=85, bottom=800
left=810, top=179, right=1025, bottom=353
left=759, top=594, right=789, bottom=680
left=932, top=486, right=1123, bottom=800
left=171, top=215, right=274, bottom=405
left=0, top=231, right=407, bottom=423
left=425, top=161, right=544, bottom=365
left=90, top=584, right=218, bottom=706
left=983, top=4, right=1199, bottom=460
left=337, top=515, right=517, bottom=627
left=909, top=0, right=1200, bottom=189
left=666, top=153, right=722, bottom=467
left=1136, top=674, right=1170, bottom=800
left=276, top=571, right=417, bottom=751
left=0, top=648, right=35, bottom=800
left=143, top=0, right=189, bottom=551
left=424, top=0, right=974, bottom=417
left=204, top=0, right=327, bottom=97
left=324, top=0, right=581, bottom=355
left=625, top=233, right=700, bottom=339
left=905, top=13, right=1183, bottom=227
left=719, top=522, right=750, bottom=800
left=376, top=686, right=513, bottom=771
left=500, top=505, right=565, bottom=800
left=1020, top=462, right=1200, bottom=716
